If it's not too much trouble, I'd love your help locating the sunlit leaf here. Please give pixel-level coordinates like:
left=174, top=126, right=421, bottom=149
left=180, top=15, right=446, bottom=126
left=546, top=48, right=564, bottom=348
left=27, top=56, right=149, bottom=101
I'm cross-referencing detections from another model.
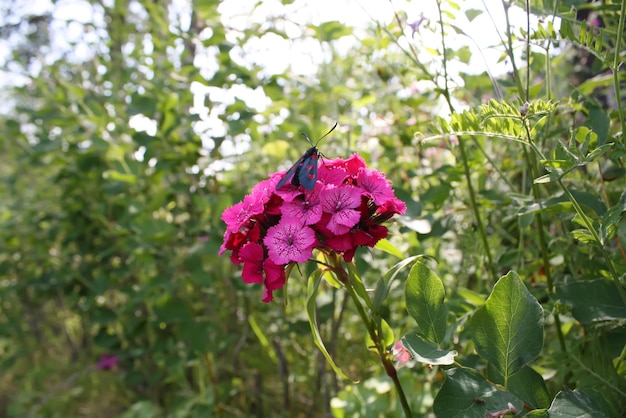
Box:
left=467, top=271, right=543, bottom=382
left=405, top=261, right=448, bottom=345
left=402, top=333, right=457, bottom=365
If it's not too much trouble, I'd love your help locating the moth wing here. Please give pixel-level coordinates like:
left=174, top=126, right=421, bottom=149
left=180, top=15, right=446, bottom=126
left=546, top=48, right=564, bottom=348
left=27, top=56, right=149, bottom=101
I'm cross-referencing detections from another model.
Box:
left=298, top=151, right=319, bottom=190
left=276, top=155, right=305, bottom=190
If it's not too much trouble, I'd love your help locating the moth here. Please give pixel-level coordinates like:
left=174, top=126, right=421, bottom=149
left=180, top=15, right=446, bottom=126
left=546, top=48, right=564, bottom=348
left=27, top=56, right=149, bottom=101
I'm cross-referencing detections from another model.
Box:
left=276, top=122, right=337, bottom=191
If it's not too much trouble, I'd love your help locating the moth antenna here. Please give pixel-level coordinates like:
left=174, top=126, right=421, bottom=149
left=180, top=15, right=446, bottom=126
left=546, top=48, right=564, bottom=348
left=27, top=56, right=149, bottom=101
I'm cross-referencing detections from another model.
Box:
left=315, top=121, right=338, bottom=146
left=301, top=132, right=313, bottom=146
left=300, top=122, right=339, bottom=147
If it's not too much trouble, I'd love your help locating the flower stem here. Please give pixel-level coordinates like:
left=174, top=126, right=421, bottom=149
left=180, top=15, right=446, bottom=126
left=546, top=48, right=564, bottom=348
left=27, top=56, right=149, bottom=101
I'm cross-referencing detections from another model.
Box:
left=329, top=254, right=412, bottom=417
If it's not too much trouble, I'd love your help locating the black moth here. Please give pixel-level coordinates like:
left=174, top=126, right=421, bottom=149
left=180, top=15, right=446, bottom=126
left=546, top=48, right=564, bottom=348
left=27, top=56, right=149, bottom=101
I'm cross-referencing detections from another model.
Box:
left=276, top=122, right=337, bottom=191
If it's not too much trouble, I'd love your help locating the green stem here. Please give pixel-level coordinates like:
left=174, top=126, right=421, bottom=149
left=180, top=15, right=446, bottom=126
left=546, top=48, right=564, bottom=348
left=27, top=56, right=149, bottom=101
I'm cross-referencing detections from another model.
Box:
left=330, top=255, right=412, bottom=418
left=522, top=123, right=567, bottom=353
left=501, top=0, right=526, bottom=99
left=435, top=0, right=497, bottom=282
left=612, top=0, right=626, bottom=135
left=525, top=0, right=531, bottom=101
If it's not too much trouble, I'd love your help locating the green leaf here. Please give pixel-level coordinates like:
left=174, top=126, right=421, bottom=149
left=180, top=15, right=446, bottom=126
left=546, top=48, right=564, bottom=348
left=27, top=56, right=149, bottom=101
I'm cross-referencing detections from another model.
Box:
left=433, top=367, right=522, bottom=418
left=248, top=315, right=278, bottom=364
left=104, top=170, right=138, bottom=184
left=571, top=229, right=596, bottom=244
left=465, top=9, right=483, bottom=22
left=488, top=364, right=551, bottom=409
left=587, top=107, right=610, bottom=146
left=306, top=270, right=353, bottom=382
left=195, top=0, right=220, bottom=21
left=372, top=255, right=423, bottom=311
left=405, top=262, right=448, bottom=345
left=525, top=410, right=549, bottom=417
left=541, top=159, right=574, bottom=169
left=467, top=271, right=543, bottom=383
left=374, top=238, right=404, bottom=259
left=402, top=333, right=457, bottom=365
left=555, top=278, right=626, bottom=324
left=311, top=21, right=353, bottom=42
left=346, top=262, right=375, bottom=311
left=547, top=389, right=609, bottom=417
left=121, top=401, right=161, bottom=418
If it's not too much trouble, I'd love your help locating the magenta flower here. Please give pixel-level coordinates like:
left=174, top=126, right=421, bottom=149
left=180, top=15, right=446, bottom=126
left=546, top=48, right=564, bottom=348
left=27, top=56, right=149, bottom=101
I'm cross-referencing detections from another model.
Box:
left=221, top=194, right=263, bottom=234
left=281, top=185, right=323, bottom=226
left=262, top=257, right=286, bottom=302
left=219, top=152, right=405, bottom=302
left=320, top=185, right=362, bottom=235
left=239, top=242, right=265, bottom=284
left=356, top=168, right=396, bottom=206
left=96, top=354, right=118, bottom=370
left=264, top=219, right=317, bottom=265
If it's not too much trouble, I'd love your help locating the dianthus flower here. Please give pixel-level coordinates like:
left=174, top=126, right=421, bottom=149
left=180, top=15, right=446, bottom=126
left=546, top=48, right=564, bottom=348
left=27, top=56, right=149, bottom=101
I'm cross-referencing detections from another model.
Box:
left=220, top=153, right=406, bottom=302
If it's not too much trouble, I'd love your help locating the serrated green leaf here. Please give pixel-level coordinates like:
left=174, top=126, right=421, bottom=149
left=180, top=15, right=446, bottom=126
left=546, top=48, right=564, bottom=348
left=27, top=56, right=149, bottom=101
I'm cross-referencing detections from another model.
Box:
left=468, top=271, right=543, bottom=383
left=405, top=262, right=448, bottom=345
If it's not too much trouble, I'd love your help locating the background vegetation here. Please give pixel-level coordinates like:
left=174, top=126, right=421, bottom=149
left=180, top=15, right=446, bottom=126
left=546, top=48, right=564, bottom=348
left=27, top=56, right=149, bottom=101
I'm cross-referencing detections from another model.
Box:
left=0, top=0, right=625, bottom=417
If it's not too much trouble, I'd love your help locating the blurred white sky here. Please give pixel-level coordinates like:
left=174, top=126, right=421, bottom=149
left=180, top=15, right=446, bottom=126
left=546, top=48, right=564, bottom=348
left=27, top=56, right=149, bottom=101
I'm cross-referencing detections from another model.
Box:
left=0, top=0, right=543, bottom=165
left=1, top=0, right=536, bottom=86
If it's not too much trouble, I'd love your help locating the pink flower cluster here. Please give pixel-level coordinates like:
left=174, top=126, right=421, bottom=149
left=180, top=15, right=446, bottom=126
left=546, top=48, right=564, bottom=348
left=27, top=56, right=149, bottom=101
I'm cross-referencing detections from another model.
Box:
left=220, top=153, right=406, bottom=302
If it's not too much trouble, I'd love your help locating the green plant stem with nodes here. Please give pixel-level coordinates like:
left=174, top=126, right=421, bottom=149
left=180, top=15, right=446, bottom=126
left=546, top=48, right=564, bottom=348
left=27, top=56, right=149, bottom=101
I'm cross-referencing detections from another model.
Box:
left=522, top=121, right=568, bottom=354
left=435, top=0, right=497, bottom=283
left=500, top=0, right=526, bottom=100
left=505, top=0, right=569, bottom=356
left=325, top=252, right=412, bottom=418
left=612, top=0, right=626, bottom=136
left=525, top=0, right=531, bottom=102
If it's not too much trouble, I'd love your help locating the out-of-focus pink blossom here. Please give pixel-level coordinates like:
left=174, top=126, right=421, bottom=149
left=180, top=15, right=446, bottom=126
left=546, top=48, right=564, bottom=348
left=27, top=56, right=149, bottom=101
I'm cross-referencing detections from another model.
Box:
left=96, top=354, right=118, bottom=370
left=392, top=340, right=412, bottom=367
left=486, top=402, right=516, bottom=418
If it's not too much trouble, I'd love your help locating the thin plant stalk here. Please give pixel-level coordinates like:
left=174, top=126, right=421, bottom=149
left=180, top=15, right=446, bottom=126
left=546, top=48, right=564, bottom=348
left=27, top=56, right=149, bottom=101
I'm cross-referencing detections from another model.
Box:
left=327, top=253, right=412, bottom=418
left=435, top=0, right=497, bottom=282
